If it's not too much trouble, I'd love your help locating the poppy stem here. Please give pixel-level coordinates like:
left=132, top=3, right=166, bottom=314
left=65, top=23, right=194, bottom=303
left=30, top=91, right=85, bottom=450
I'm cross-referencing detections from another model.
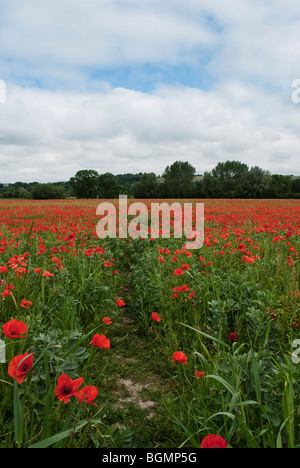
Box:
left=10, top=292, right=19, bottom=316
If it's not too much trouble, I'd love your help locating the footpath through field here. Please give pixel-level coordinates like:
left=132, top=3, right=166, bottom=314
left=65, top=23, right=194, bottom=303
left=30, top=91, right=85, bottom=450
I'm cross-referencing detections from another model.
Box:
left=90, top=253, right=184, bottom=449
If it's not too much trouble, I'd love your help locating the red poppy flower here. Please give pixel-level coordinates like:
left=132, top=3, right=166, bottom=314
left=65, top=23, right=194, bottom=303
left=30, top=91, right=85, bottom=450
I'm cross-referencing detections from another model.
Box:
left=103, top=317, right=112, bottom=325
left=2, top=286, right=13, bottom=298
left=20, top=299, right=32, bottom=308
left=8, top=352, right=34, bottom=384
left=188, top=291, right=196, bottom=300
left=173, top=269, right=184, bottom=276
left=157, top=256, right=166, bottom=263
left=2, top=319, right=28, bottom=339
left=77, top=385, right=99, bottom=406
left=229, top=332, right=238, bottom=342
left=242, top=255, right=255, bottom=264
left=267, top=309, right=278, bottom=320
left=201, top=434, right=228, bottom=449
left=195, top=370, right=205, bottom=380
left=172, top=351, right=188, bottom=365
left=151, top=312, right=162, bottom=322
left=55, top=373, right=84, bottom=404
left=116, top=299, right=125, bottom=307
left=42, top=271, right=54, bottom=277
left=90, top=334, right=110, bottom=349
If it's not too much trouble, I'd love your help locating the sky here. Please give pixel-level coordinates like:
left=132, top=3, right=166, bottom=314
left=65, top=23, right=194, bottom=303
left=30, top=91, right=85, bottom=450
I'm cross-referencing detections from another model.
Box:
left=0, top=0, right=300, bottom=183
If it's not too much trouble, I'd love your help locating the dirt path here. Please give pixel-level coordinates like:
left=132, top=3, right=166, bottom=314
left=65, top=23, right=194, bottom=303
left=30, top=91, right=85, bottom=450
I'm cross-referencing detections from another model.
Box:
left=91, top=268, right=183, bottom=448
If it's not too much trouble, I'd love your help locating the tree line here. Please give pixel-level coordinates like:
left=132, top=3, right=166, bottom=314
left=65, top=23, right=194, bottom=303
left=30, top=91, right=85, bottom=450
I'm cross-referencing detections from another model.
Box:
left=1, top=160, right=300, bottom=199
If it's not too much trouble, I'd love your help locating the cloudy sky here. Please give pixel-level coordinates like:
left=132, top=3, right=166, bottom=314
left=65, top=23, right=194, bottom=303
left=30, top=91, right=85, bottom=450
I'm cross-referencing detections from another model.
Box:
left=0, top=0, right=300, bottom=183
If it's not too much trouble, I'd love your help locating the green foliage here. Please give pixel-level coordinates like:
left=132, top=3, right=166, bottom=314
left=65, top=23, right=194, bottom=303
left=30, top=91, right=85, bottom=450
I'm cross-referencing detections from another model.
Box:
left=98, top=172, right=120, bottom=199
left=132, top=172, right=160, bottom=198
left=70, top=169, right=100, bottom=198
left=1, top=161, right=299, bottom=200
left=162, top=161, right=196, bottom=198
left=31, top=183, right=65, bottom=200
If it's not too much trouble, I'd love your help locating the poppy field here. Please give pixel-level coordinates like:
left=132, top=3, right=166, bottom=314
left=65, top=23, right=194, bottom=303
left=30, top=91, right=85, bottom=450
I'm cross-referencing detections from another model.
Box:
left=0, top=198, right=299, bottom=449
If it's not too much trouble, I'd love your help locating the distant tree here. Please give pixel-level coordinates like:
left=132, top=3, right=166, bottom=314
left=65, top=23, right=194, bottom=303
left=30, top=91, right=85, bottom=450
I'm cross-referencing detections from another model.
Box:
left=212, top=160, right=249, bottom=197
left=240, top=166, right=270, bottom=198
left=16, top=188, right=31, bottom=199
left=201, top=172, right=223, bottom=198
left=162, top=161, right=196, bottom=198
left=52, top=181, right=73, bottom=198
left=291, top=178, right=300, bottom=194
left=2, top=188, right=16, bottom=199
left=116, top=173, right=143, bottom=186
left=267, top=175, right=292, bottom=198
left=98, top=173, right=120, bottom=199
left=132, top=172, right=160, bottom=198
left=31, top=183, right=65, bottom=199
left=70, top=170, right=100, bottom=199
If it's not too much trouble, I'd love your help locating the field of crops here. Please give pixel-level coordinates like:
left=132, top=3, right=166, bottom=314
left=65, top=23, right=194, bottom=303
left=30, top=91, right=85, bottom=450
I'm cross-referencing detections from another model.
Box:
left=0, top=198, right=299, bottom=448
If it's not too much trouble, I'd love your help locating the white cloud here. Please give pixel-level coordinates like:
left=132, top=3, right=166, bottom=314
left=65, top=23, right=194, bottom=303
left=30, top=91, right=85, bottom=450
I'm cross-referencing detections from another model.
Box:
left=1, top=0, right=300, bottom=181
left=0, top=82, right=299, bottom=183
left=0, top=0, right=216, bottom=79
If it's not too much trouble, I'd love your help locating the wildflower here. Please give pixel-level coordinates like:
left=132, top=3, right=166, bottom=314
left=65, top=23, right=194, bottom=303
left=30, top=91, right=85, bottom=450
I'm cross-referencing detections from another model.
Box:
left=16, top=267, right=29, bottom=278
left=77, top=386, right=99, bottom=406
left=229, top=332, right=238, bottom=342
left=242, top=255, right=255, bottom=264
left=157, top=256, right=166, bottom=263
left=102, top=317, right=112, bottom=325
left=267, top=309, right=278, bottom=320
left=1, top=283, right=15, bottom=298
left=55, top=373, right=84, bottom=404
left=8, top=352, right=34, bottom=384
left=173, top=285, right=190, bottom=293
left=2, top=319, right=28, bottom=339
left=195, top=370, right=205, bottom=380
left=172, top=351, right=188, bottom=365
left=90, top=334, right=110, bottom=349
left=20, top=299, right=32, bottom=308
left=116, top=299, right=125, bottom=307
left=151, top=312, right=162, bottom=322
left=42, top=271, right=54, bottom=277
left=2, top=287, right=12, bottom=298
left=173, top=269, right=184, bottom=276
left=201, top=434, right=228, bottom=449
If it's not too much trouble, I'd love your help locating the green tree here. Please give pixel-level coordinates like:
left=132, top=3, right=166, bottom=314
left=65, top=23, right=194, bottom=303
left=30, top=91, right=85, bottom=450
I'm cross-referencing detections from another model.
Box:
left=267, top=175, right=292, bottom=198
left=98, top=173, right=120, bottom=199
left=291, top=178, right=300, bottom=194
left=31, top=183, right=65, bottom=199
left=70, top=170, right=100, bottom=199
left=201, top=172, right=223, bottom=198
left=162, top=161, right=196, bottom=198
left=240, top=166, right=270, bottom=198
left=211, top=160, right=249, bottom=197
left=132, top=172, right=160, bottom=198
